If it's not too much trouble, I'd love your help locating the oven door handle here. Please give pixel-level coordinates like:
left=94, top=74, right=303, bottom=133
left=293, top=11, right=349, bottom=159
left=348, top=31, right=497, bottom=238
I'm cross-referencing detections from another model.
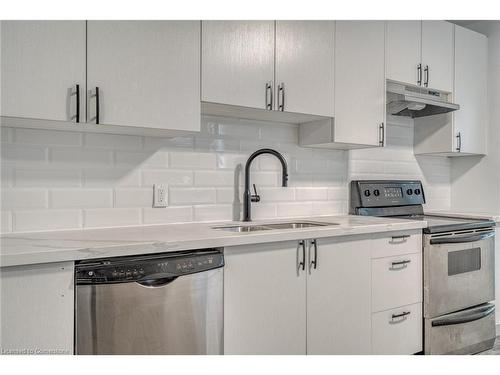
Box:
left=430, top=231, right=494, bottom=245
left=431, top=304, right=495, bottom=327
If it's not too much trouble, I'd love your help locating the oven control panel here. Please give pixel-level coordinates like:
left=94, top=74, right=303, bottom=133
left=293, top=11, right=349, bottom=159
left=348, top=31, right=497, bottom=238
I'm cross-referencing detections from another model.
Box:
left=350, top=180, right=425, bottom=209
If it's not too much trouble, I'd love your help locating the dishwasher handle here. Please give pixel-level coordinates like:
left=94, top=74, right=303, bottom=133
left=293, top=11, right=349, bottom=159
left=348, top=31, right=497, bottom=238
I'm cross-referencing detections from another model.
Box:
left=136, top=276, right=178, bottom=288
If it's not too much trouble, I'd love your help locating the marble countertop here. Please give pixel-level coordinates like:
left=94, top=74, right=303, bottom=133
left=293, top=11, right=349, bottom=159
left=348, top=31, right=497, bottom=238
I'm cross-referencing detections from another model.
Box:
left=0, top=215, right=426, bottom=267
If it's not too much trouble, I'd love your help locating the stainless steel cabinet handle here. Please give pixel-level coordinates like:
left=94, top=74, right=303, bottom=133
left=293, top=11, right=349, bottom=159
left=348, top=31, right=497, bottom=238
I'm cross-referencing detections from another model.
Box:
left=379, top=123, right=385, bottom=146
left=75, top=84, right=80, bottom=123
left=93, top=87, right=100, bottom=124
left=424, top=65, right=429, bottom=87
left=309, top=239, right=318, bottom=271
left=390, top=235, right=410, bottom=242
left=265, top=82, right=273, bottom=110
left=417, top=63, right=422, bottom=86
left=278, top=82, right=285, bottom=112
left=389, top=259, right=411, bottom=270
left=298, top=240, right=306, bottom=271
left=456, top=132, right=462, bottom=152
left=391, top=311, right=411, bottom=322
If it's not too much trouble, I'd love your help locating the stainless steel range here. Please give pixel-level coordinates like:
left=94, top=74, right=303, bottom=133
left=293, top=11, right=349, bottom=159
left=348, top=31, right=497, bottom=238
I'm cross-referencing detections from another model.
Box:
left=350, top=180, right=496, bottom=355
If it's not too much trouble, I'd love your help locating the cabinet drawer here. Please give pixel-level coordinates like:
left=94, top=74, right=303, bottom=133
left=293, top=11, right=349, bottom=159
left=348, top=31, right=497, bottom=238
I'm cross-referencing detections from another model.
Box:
left=372, top=303, right=422, bottom=355
left=371, top=230, right=421, bottom=259
left=372, top=252, right=422, bottom=312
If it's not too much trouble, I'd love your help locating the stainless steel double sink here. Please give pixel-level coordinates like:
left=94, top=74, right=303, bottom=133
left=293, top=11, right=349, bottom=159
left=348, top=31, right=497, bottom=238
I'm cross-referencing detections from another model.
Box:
left=212, top=221, right=339, bottom=233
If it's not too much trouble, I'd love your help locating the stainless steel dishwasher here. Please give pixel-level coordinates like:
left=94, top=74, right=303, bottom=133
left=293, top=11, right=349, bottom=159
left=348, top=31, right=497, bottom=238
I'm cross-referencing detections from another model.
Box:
left=75, top=249, right=224, bottom=355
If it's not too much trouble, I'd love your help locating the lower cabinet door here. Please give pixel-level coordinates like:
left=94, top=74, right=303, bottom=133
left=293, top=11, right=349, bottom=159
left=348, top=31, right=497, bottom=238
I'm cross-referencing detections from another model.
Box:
left=372, top=303, right=423, bottom=355
left=307, top=237, right=372, bottom=354
left=223, top=241, right=307, bottom=354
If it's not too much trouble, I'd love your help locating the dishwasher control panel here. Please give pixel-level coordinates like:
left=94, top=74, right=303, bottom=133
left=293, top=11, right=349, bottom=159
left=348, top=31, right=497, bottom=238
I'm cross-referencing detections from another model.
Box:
left=76, top=250, right=224, bottom=284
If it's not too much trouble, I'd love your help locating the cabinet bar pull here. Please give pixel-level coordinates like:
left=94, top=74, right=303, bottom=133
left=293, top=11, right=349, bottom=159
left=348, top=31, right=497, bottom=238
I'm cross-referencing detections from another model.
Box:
left=390, top=259, right=411, bottom=270
left=379, top=123, right=385, bottom=146
left=278, top=82, right=285, bottom=112
left=391, top=311, right=411, bottom=322
left=390, top=235, right=410, bottom=241
left=95, top=87, right=100, bottom=124
left=456, top=132, right=462, bottom=152
left=309, top=239, right=318, bottom=270
left=75, top=84, right=80, bottom=123
left=417, top=63, right=422, bottom=86
left=298, top=240, right=306, bottom=271
left=424, top=65, right=429, bottom=87
left=265, top=82, right=273, bottom=110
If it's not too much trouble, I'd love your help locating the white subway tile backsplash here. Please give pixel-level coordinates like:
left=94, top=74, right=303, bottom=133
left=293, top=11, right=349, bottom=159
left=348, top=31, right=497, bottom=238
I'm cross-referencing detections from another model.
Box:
left=277, top=202, right=313, bottom=218
left=142, top=170, right=193, bottom=187
left=194, top=204, right=233, bottom=222
left=50, top=189, right=113, bottom=209
left=142, top=206, right=193, bottom=224
left=14, top=129, right=82, bottom=146
left=2, top=189, right=48, bottom=209
left=83, top=169, right=141, bottom=187
left=169, top=188, right=216, bottom=205
left=84, top=208, right=141, bottom=228
left=114, top=188, right=153, bottom=208
left=295, top=187, right=328, bottom=201
left=84, top=133, right=142, bottom=150
left=51, top=148, right=112, bottom=166
left=1, top=115, right=451, bottom=233
left=194, top=170, right=235, bottom=187
left=15, top=168, right=81, bottom=187
left=13, top=209, right=81, bottom=232
left=170, top=152, right=216, bottom=169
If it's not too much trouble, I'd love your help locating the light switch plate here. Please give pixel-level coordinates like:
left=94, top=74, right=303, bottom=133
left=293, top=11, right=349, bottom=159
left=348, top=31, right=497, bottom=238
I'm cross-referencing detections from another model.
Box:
left=153, top=184, right=168, bottom=208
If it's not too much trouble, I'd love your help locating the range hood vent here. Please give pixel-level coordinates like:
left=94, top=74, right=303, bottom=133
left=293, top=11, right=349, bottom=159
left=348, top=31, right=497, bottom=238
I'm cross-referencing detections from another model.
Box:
left=386, top=81, right=459, bottom=118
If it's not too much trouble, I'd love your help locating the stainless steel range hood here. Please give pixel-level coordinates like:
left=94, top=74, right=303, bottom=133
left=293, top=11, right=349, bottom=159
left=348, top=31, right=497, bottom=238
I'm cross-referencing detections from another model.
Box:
left=387, top=81, right=459, bottom=118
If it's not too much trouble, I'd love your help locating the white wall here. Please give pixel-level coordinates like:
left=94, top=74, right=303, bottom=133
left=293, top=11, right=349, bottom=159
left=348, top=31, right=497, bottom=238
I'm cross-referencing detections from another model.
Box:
left=0, top=114, right=450, bottom=233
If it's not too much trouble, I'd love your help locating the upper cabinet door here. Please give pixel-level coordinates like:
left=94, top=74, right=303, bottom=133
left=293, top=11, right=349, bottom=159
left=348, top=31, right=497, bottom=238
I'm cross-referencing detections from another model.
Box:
left=334, top=21, right=385, bottom=146
left=421, top=21, right=454, bottom=92
left=386, top=21, right=422, bottom=85
left=1, top=21, right=86, bottom=122
left=454, top=25, right=488, bottom=155
left=275, top=21, right=335, bottom=117
left=307, top=237, right=372, bottom=354
left=201, top=21, right=275, bottom=109
left=87, top=21, right=200, bottom=131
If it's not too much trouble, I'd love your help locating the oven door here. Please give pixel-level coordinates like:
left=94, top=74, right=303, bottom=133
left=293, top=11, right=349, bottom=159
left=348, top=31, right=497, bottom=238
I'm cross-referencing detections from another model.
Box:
left=424, top=228, right=495, bottom=318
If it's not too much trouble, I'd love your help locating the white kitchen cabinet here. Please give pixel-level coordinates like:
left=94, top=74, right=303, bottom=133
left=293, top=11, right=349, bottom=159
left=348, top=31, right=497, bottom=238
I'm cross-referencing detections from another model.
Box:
left=87, top=21, right=200, bottom=131
left=307, top=237, right=372, bottom=354
left=300, top=21, right=386, bottom=149
left=0, top=262, right=74, bottom=354
left=201, top=21, right=275, bottom=110
left=414, top=25, right=487, bottom=156
left=421, top=21, right=455, bottom=93
left=275, top=21, right=335, bottom=117
left=334, top=21, right=386, bottom=147
left=372, top=302, right=423, bottom=355
left=1, top=21, right=86, bottom=122
left=223, top=241, right=306, bottom=354
left=453, top=25, right=488, bottom=155
left=386, top=21, right=422, bottom=85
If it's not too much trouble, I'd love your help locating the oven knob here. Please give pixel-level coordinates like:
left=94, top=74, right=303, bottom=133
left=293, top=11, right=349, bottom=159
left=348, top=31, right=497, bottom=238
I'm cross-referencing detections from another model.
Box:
left=373, top=189, right=380, bottom=197
left=364, top=189, right=371, bottom=197
left=414, top=188, right=421, bottom=195
left=406, top=189, right=413, bottom=195
left=88, top=271, right=94, bottom=276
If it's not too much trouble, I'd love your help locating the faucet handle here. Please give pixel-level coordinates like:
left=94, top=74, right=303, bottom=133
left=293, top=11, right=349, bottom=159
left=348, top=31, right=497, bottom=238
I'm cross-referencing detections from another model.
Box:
left=251, top=184, right=261, bottom=202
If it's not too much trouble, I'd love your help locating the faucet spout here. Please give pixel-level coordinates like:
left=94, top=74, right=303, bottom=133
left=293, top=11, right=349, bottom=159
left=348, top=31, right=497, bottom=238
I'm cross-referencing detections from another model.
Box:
left=243, top=148, right=288, bottom=222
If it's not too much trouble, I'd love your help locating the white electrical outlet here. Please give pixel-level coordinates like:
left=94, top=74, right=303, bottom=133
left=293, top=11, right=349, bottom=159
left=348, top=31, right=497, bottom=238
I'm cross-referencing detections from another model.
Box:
left=153, top=184, right=168, bottom=208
